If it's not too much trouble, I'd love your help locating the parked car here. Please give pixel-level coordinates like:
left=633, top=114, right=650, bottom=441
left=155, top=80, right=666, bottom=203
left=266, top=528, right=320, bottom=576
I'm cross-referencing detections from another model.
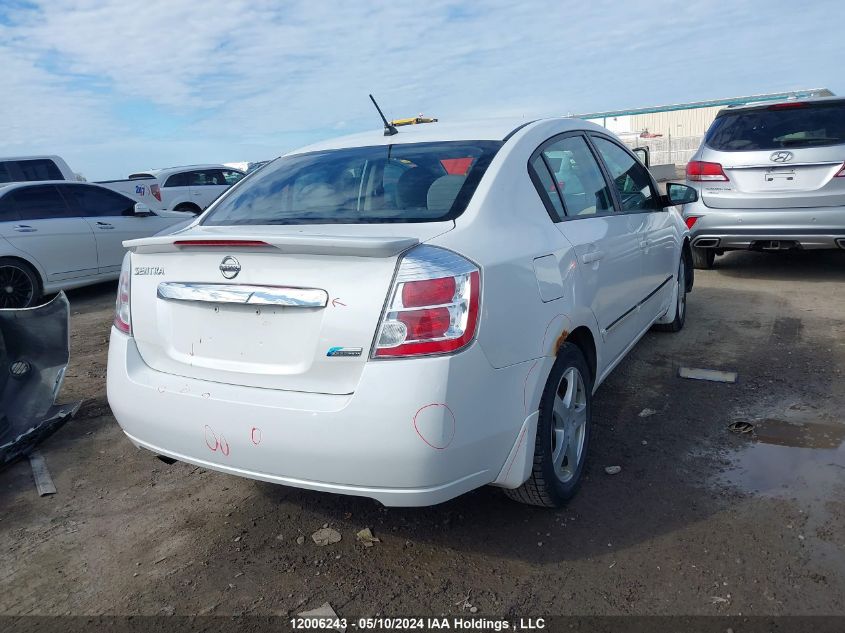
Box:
left=127, top=165, right=246, bottom=214
left=0, top=155, right=75, bottom=183
left=0, top=181, right=193, bottom=308
left=107, top=118, right=696, bottom=508
left=683, top=96, right=845, bottom=268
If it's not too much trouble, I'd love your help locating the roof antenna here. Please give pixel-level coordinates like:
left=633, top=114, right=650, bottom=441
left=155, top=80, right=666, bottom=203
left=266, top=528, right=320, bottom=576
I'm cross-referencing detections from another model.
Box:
left=369, top=94, right=398, bottom=136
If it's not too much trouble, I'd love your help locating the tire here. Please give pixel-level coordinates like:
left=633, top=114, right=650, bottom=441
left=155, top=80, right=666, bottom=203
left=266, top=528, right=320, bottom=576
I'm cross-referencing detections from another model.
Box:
left=653, top=255, right=687, bottom=333
left=691, top=246, right=715, bottom=269
left=174, top=203, right=201, bottom=215
left=0, top=258, right=41, bottom=309
left=504, top=343, right=592, bottom=508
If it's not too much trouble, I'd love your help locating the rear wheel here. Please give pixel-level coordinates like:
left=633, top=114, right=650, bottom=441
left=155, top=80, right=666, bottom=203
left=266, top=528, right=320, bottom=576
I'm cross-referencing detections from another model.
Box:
left=504, top=343, right=592, bottom=508
left=0, top=258, right=41, bottom=309
left=691, top=246, right=715, bottom=269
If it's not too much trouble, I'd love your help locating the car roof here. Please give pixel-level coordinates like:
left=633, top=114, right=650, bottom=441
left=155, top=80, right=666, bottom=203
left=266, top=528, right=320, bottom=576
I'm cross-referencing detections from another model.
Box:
left=0, top=154, right=64, bottom=162
left=140, top=164, right=241, bottom=178
left=724, top=95, right=845, bottom=111
left=0, top=180, right=111, bottom=194
left=286, top=117, right=587, bottom=155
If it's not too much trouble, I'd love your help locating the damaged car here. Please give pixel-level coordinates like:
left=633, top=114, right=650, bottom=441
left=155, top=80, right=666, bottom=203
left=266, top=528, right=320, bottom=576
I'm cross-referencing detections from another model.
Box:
left=107, top=118, right=696, bottom=507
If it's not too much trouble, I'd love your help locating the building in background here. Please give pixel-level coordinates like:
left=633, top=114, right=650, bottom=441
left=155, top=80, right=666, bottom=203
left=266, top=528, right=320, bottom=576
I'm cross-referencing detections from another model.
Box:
left=579, top=88, right=834, bottom=168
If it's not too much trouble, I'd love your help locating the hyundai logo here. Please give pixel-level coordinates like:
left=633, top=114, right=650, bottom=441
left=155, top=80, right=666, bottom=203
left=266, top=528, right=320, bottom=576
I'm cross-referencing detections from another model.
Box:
left=770, top=151, right=794, bottom=163
left=219, top=256, right=241, bottom=279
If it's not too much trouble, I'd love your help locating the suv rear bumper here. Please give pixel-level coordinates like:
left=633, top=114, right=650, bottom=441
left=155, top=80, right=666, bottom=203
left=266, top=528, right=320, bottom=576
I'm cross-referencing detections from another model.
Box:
left=684, top=203, right=845, bottom=250
left=107, top=329, right=534, bottom=506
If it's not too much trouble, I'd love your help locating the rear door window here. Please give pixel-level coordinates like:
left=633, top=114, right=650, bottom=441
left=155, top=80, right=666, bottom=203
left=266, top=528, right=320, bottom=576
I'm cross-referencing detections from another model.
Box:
left=202, top=141, right=502, bottom=225
left=61, top=185, right=136, bottom=217
left=164, top=172, right=190, bottom=187
left=189, top=170, right=227, bottom=186
left=533, top=135, right=614, bottom=217
left=591, top=136, right=657, bottom=212
left=706, top=100, right=845, bottom=151
left=8, top=185, right=72, bottom=220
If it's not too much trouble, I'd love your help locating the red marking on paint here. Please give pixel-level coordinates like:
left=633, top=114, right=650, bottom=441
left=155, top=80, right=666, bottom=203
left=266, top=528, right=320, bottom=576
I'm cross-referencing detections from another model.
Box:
left=250, top=427, right=262, bottom=445
left=331, top=298, right=347, bottom=308
left=219, top=435, right=230, bottom=456
left=412, top=403, right=456, bottom=450
left=523, top=360, right=539, bottom=416
left=204, top=425, right=219, bottom=452
left=503, top=426, right=528, bottom=482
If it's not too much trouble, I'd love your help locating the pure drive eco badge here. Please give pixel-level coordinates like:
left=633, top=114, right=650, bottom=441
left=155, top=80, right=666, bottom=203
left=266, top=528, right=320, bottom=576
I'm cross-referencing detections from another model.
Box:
left=326, top=347, right=363, bottom=357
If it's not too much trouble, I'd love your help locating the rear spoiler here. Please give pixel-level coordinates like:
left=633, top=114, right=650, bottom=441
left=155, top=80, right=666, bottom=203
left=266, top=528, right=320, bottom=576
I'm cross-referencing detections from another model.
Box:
left=123, top=234, right=420, bottom=257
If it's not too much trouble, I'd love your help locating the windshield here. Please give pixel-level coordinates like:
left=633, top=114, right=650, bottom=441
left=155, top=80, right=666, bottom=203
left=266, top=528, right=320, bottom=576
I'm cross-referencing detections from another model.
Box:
left=202, top=141, right=502, bottom=225
left=705, top=101, right=845, bottom=151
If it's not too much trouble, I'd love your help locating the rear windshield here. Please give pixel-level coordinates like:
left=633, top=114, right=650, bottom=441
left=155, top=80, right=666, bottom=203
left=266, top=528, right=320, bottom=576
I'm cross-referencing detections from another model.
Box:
left=706, top=101, right=845, bottom=151
left=201, top=141, right=502, bottom=225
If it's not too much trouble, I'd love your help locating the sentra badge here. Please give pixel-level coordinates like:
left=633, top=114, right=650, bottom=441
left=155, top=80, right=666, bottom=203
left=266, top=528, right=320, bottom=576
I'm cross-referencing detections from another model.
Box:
left=134, top=266, right=165, bottom=276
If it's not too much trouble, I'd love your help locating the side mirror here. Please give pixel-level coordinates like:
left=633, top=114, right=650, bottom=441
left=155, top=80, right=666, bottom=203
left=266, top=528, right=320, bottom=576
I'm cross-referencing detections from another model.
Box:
left=133, top=202, right=153, bottom=217
left=632, top=146, right=650, bottom=168
left=664, top=182, right=698, bottom=206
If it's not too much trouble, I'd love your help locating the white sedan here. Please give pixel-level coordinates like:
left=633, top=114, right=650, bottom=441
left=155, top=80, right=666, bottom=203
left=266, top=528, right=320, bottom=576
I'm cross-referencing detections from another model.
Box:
left=0, top=181, right=193, bottom=307
left=107, top=118, right=697, bottom=507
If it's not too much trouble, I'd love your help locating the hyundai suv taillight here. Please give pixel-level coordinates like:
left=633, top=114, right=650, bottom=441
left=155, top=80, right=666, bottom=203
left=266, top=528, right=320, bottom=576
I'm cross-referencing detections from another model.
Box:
left=835, top=162, right=845, bottom=178
left=114, top=255, right=131, bottom=334
left=687, top=161, right=729, bottom=182
left=150, top=183, right=162, bottom=202
left=373, top=246, right=480, bottom=358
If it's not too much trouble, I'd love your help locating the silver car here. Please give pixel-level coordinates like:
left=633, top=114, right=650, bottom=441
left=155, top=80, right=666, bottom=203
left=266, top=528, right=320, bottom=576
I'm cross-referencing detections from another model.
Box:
left=682, top=96, right=845, bottom=268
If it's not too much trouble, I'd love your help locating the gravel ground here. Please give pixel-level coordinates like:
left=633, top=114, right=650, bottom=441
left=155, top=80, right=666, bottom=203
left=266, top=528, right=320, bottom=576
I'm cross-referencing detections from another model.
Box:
left=1, top=249, right=844, bottom=617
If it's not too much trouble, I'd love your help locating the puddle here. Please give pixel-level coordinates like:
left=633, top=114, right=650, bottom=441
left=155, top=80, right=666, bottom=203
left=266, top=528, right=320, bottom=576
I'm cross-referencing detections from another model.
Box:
left=719, top=418, right=845, bottom=501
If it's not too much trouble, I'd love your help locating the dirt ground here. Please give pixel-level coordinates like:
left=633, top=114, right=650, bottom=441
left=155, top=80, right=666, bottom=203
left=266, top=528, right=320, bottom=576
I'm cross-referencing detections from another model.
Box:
left=1, top=249, right=844, bottom=618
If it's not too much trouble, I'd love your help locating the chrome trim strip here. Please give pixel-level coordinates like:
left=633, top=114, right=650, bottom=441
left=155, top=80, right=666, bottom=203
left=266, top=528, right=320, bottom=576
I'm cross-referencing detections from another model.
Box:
left=157, top=282, right=328, bottom=307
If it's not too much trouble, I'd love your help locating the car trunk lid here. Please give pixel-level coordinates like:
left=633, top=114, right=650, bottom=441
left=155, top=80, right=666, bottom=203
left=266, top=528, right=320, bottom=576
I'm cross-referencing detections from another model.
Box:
left=125, top=223, right=452, bottom=395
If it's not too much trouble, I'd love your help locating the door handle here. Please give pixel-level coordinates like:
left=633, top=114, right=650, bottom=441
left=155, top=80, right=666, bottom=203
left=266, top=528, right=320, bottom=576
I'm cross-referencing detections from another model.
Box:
left=13, top=225, right=36, bottom=232
left=192, top=192, right=202, bottom=196
left=96, top=222, right=115, bottom=230
left=580, top=250, right=605, bottom=264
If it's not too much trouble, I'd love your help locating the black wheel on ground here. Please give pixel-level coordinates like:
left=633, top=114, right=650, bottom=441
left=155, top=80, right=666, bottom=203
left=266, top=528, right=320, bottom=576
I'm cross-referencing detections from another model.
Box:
left=504, top=342, right=592, bottom=508
left=0, top=258, right=41, bottom=309
left=654, top=255, right=687, bottom=333
left=691, top=246, right=715, bottom=269
left=174, top=203, right=201, bottom=215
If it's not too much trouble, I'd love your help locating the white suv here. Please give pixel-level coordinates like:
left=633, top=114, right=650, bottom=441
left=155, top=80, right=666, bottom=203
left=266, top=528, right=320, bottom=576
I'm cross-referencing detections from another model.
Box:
left=107, top=118, right=696, bottom=507
left=128, top=165, right=245, bottom=214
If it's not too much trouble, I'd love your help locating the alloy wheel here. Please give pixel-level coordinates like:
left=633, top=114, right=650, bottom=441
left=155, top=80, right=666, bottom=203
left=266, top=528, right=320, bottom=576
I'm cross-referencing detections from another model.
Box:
left=0, top=265, right=34, bottom=309
left=551, top=366, right=588, bottom=483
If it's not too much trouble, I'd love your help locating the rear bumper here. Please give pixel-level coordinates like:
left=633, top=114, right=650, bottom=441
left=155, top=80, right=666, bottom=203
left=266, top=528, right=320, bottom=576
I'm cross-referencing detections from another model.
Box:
left=106, top=329, right=535, bottom=506
left=684, top=202, right=845, bottom=250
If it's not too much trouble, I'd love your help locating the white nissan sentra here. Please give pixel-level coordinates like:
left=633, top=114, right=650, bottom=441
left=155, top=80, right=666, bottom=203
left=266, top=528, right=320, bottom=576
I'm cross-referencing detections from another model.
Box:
left=107, top=118, right=698, bottom=507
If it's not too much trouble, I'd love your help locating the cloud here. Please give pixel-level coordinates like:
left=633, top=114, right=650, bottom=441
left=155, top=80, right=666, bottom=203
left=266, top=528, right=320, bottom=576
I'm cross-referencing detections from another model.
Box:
left=2, top=0, right=840, bottom=178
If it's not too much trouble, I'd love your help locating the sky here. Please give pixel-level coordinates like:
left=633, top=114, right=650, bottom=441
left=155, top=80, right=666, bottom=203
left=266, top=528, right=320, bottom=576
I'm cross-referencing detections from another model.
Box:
left=1, top=0, right=841, bottom=180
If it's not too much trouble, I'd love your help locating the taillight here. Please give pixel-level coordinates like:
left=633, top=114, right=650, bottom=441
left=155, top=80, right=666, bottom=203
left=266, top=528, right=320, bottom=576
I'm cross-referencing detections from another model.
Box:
left=151, top=183, right=162, bottom=202
left=374, top=246, right=480, bottom=358
left=686, top=161, right=729, bottom=182
left=835, top=163, right=845, bottom=178
left=768, top=102, right=806, bottom=110
left=685, top=216, right=700, bottom=230
left=114, top=255, right=131, bottom=334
